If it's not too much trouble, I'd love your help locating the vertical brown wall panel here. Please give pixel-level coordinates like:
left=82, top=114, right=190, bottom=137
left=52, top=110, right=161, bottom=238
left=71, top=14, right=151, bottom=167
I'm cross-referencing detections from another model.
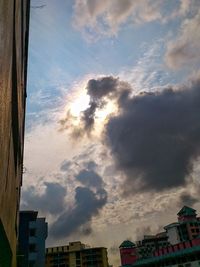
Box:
left=0, top=0, right=30, bottom=266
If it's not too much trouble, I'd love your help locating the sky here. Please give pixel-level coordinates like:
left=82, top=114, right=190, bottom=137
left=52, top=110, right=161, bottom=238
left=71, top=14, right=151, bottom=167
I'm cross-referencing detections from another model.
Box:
left=22, top=0, right=200, bottom=266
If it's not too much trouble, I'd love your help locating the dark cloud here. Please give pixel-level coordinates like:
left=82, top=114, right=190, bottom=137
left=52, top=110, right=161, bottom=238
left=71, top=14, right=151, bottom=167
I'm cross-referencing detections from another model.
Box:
left=81, top=101, right=98, bottom=131
left=49, top=168, right=107, bottom=238
left=60, top=158, right=97, bottom=175
left=80, top=224, right=93, bottom=236
left=179, top=192, right=199, bottom=207
left=59, top=111, right=84, bottom=139
left=81, top=76, right=120, bottom=132
left=83, top=160, right=98, bottom=171
left=60, top=73, right=200, bottom=198
left=21, top=182, right=67, bottom=215
left=60, top=160, right=72, bottom=171
left=105, top=75, right=200, bottom=193
left=76, top=169, right=103, bottom=189
left=81, top=76, right=130, bottom=133
left=64, top=74, right=200, bottom=194
left=87, top=77, right=118, bottom=100
left=72, top=144, right=97, bottom=161
left=50, top=186, right=107, bottom=238
left=60, top=76, right=131, bottom=137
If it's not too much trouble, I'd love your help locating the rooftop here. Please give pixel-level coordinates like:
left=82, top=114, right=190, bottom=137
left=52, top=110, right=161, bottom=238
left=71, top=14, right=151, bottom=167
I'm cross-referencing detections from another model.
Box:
left=177, top=206, right=196, bottom=217
left=119, top=240, right=136, bottom=248
left=164, top=222, right=179, bottom=229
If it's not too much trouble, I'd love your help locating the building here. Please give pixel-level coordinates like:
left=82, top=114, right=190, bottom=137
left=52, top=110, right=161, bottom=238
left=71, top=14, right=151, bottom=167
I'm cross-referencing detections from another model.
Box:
left=46, top=241, right=109, bottom=267
left=0, top=1, right=30, bottom=266
left=119, top=233, right=169, bottom=265
left=119, top=240, right=138, bottom=265
left=130, top=238, right=200, bottom=267
left=164, top=206, right=200, bottom=244
left=136, top=232, right=169, bottom=259
left=18, top=211, right=48, bottom=267
left=119, top=206, right=200, bottom=267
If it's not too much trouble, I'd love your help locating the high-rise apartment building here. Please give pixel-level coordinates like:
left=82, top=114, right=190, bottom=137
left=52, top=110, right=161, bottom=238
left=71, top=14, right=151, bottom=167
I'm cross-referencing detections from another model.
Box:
left=46, top=241, right=109, bottom=267
left=18, top=211, right=48, bottom=267
left=0, top=1, right=30, bottom=266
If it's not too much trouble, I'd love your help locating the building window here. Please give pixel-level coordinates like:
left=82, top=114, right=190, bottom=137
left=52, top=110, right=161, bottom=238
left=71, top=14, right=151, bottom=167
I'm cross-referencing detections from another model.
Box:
left=29, top=261, right=35, bottom=267
left=76, top=252, right=81, bottom=259
left=29, top=244, right=36, bottom=252
left=29, top=229, right=36, bottom=236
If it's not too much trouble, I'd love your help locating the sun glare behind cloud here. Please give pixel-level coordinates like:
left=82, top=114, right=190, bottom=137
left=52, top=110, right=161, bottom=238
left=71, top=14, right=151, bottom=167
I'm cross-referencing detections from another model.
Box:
left=70, top=92, right=90, bottom=117
left=95, top=100, right=117, bottom=123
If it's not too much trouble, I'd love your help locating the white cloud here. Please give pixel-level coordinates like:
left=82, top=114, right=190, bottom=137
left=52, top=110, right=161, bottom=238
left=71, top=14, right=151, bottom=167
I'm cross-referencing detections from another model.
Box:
left=165, top=10, right=200, bottom=69
left=72, top=0, right=196, bottom=39
left=72, top=0, right=162, bottom=38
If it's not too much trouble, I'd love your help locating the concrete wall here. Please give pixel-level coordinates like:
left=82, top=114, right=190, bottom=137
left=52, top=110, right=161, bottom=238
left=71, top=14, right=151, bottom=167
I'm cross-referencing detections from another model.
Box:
left=166, top=226, right=180, bottom=245
left=0, top=0, right=30, bottom=266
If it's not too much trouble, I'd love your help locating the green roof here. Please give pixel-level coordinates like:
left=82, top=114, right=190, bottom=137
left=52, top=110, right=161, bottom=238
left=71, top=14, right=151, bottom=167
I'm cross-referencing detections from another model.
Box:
left=177, top=206, right=196, bottom=216
left=119, top=240, right=136, bottom=248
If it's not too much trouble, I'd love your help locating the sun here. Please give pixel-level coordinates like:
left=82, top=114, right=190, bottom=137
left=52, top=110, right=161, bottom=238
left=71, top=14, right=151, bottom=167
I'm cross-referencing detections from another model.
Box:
left=70, top=92, right=90, bottom=117
left=68, top=90, right=118, bottom=130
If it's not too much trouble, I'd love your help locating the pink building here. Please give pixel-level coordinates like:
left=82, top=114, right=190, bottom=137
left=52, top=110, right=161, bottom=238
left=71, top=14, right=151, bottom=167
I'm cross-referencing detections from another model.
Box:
left=165, top=206, right=200, bottom=244
left=119, top=240, right=138, bottom=265
left=119, top=206, right=200, bottom=266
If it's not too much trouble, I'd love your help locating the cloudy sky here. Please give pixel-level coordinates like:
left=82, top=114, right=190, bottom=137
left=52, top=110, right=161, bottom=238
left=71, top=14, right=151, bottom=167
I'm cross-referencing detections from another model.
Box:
left=22, top=0, right=200, bottom=266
